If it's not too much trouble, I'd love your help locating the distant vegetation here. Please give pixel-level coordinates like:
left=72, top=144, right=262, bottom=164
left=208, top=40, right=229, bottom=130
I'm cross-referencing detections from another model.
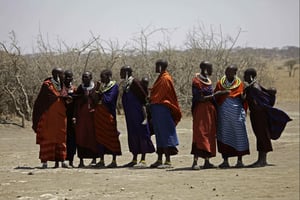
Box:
left=0, top=29, right=299, bottom=127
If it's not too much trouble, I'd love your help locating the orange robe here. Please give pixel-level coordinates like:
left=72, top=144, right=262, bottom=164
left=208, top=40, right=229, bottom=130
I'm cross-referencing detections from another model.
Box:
left=214, top=76, right=248, bottom=111
left=150, top=71, right=182, bottom=125
left=191, top=76, right=217, bottom=158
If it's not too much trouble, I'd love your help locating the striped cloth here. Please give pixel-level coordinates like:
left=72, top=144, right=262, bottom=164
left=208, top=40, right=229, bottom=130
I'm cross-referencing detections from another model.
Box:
left=33, top=79, right=68, bottom=162
left=39, top=142, right=67, bottom=162
left=94, top=83, right=121, bottom=155
left=217, top=97, right=249, bottom=155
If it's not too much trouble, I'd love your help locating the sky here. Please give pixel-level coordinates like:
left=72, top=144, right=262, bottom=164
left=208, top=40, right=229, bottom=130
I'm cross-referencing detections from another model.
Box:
left=0, top=0, right=299, bottom=53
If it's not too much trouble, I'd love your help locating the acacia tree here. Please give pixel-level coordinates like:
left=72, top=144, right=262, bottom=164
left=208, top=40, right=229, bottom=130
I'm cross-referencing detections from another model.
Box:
left=0, top=26, right=275, bottom=126
left=284, top=59, right=298, bottom=77
left=0, top=32, right=31, bottom=127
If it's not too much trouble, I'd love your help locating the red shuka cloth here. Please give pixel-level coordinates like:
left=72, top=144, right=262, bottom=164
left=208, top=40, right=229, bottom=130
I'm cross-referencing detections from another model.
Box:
left=32, top=79, right=67, bottom=162
left=191, top=77, right=217, bottom=158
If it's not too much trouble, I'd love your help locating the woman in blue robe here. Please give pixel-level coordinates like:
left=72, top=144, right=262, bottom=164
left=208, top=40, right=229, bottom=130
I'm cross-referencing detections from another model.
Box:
left=120, top=66, right=155, bottom=168
left=244, top=68, right=292, bottom=167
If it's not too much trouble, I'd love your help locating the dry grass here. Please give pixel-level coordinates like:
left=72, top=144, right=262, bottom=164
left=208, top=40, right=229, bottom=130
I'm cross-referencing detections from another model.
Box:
left=269, top=67, right=299, bottom=103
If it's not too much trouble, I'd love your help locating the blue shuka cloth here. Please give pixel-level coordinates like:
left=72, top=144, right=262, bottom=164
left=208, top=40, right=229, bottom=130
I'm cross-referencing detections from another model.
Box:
left=217, top=97, right=249, bottom=152
left=151, top=104, right=179, bottom=148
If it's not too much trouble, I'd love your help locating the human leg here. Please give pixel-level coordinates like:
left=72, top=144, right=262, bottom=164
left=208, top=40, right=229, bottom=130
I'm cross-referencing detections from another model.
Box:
left=78, top=158, right=85, bottom=168
left=123, top=154, right=138, bottom=167
left=249, top=151, right=268, bottom=168
left=150, top=153, right=163, bottom=168
left=133, top=154, right=148, bottom=169
left=202, top=157, right=214, bottom=169
left=107, top=155, right=117, bottom=168
left=94, top=154, right=105, bottom=168
left=192, top=155, right=200, bottom=170
left=69, top=160, right=74, bottom=168
left=235, top=156, right=244, bottom=168
left=41, top=162, right=48, bottom=168
left=54, top=161, right=59, bottom=168
left=157, top=153, right=173, bottom=169
left=219, top=156, right=230, bottom=168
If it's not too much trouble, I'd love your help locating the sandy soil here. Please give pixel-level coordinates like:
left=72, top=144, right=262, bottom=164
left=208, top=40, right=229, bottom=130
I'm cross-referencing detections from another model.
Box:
left=0, top=98, right=299, bottom=200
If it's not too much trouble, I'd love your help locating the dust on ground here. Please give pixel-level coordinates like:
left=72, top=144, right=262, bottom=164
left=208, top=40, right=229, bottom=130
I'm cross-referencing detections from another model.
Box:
left=0, top=99, right=299, bottom=200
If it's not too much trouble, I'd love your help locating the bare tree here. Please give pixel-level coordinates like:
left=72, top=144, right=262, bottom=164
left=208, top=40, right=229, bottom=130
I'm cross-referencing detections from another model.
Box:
left=0, top=25, right=279, bottom=124
left=0, top=32, right=31, bottom=127
left=284, top=59, right=298, bottom=77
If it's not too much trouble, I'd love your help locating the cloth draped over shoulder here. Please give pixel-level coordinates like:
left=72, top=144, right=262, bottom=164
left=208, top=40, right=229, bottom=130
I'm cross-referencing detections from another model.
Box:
left=214, top=75, right=249, bottom=157
left=32, top=78, right=60, bottom=132
left=191, top=75, right=217, bottom=158
left=124, top=77, right=147, bottom=104
left=73, top=83, right=99, bottom=156
left=94, top=81, right=121, bottom=155
left=32, top=78, right=67, bottom=161
left=97, top=80, right=118, bottom=118
left=214, top=75, right=247, bottom=110
left=122, top=76, right=155, bottom=154
left=191, top=74, right=215, bottom=112
left=150, top=71, right=182, bottom=125
left=246, top=83, right=292, bottom=140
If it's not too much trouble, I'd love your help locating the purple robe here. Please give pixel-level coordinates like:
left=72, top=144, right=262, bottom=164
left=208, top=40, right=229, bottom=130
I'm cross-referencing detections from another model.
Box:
left=122, top=78, right=155, bottom=155
left=246, top=83, right=292, bottom=142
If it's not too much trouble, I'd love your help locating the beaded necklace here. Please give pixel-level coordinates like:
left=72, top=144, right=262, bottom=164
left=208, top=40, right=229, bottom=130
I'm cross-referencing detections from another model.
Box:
left=220, top=75, right=241, bottom=90
left=196, top=73, right=212, bottom=85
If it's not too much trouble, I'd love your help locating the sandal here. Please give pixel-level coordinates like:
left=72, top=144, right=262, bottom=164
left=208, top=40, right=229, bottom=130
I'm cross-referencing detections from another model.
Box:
left=157, top=162, right=173, bottom=169
left=78, top=163, right=85, bottom=168
left=133, top=161, right=147, bottom=169
left=62, top=162, right=71, bottom=169
left=235, top=161, right=245, bottom=168
left=219, top=162, right=230, bottom=169
left=122, top=161, right=137, bottom=168
left=41, top=162, right=47, bottom=169
left=150, top=160, right=162, bottom=168
left=191, top=161, right=200, bottom=170
left=106, top=161, right=117, bottom=168
left=202, top=163, right=215, bottom=169
left=95, top=161, right=105, bottom=168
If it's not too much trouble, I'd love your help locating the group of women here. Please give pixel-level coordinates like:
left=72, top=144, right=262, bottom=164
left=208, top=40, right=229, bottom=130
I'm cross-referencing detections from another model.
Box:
left=33, top=59, right=182, bottom=169
left=32, top=59, right=291, bottom=169
left=191, top=61, right=291, bottom=169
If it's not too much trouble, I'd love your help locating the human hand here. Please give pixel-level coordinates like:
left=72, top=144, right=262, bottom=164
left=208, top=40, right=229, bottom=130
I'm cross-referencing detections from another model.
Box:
left=65, top=95, right=73, bottom=104
left=214, top=90, right=230, bottom=97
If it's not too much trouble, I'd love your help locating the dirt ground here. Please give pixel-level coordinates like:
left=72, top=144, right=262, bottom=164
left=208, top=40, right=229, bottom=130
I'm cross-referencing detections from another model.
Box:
left=0, top=101, right=298, bottom=200
left=0, top=69, right=299, bottom=200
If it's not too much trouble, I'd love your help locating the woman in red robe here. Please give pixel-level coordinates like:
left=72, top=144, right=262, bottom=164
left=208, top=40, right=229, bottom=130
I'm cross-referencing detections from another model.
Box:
left=191, top=61, right=222, bottom=170
left=73, top=71, right=99, bottom=168
left=32, top=67, right=70, bottom=168
left=94, top=69, right=121, bottom=168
